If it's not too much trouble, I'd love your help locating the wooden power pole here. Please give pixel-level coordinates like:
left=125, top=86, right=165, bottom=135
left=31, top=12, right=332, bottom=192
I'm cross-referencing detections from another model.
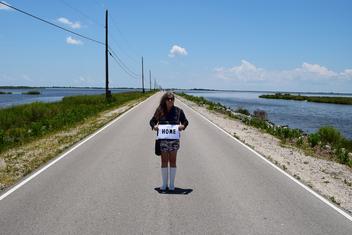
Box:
left=141, top=56, right=145, bottom=93
left=105, top=10, right=111, bottom=99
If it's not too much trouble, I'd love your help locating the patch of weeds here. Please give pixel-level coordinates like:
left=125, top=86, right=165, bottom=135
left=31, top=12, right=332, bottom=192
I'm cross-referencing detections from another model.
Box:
left=294, top=174, right=301, bottom=180
left=282, top=164, right=287, bottom=171
left=323, top=181, right=330, bottom=184
left=344, top=179, right=352, bottom=187
left=329, top=196, right=341, bottom=206
left=303, top=161, right=309, bottom=164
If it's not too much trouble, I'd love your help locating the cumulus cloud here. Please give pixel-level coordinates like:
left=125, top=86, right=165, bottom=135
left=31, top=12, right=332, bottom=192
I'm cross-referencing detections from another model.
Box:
left=169, top=45, right=188, bottom=58
left=66, top=36, right=82, bottom=45
left=300, top=62, right=337, bottom=77
left=214, top=60, right=265, bottom=81
left=58, top=17, right=81, bottom=29
left=341, top=69, right=352, bottom=78
left=214, top=60, right=352, bottom=82
left=0, top=1, right=12, bottom=10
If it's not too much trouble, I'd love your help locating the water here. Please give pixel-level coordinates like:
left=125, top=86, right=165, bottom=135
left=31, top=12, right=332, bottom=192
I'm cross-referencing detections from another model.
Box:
left=183, top=90, right=352, bottom=139
left=0, top=87, right=140, bottom=108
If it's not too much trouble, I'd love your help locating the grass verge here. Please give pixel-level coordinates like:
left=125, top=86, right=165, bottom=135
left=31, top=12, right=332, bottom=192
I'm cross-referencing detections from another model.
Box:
left=0, top=91, right=155, bottom=190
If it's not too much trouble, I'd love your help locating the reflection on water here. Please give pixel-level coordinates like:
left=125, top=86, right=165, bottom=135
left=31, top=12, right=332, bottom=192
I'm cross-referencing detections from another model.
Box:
left=184, top=90, right=352, bottom=139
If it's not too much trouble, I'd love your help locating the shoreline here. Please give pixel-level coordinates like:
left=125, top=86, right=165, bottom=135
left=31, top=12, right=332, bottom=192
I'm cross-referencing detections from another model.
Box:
left=177, top=94, right=352, bottom=215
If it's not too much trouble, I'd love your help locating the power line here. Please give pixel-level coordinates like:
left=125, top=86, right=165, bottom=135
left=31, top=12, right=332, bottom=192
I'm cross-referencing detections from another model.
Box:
left=108, top=47, right=140, bottom=77
left=58, top=0, right=104, bottom=29
left=109, top=32, right=139, bottom=65
left=0, top=1, right=104, bottom=46
left=109, top=13, right=140, bottom=62
left=58, top=0, right=140, bottom=72
left=109, top=51, right=139, bottom=80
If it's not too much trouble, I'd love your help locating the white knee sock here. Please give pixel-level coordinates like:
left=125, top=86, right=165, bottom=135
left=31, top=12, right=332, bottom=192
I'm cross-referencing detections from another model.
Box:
left=161, top=167, right=168, bottom=190
left=169, top=167, right=176, bottom=190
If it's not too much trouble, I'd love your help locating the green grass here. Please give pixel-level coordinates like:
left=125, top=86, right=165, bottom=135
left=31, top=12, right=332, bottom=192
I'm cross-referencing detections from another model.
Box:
left=179, top=92, right=352, bottom=167
left=0, top=91, right=154, bottom=153
left=259, top=93, right=352, bottom=105
left=22, top=90, right=41, bottom=95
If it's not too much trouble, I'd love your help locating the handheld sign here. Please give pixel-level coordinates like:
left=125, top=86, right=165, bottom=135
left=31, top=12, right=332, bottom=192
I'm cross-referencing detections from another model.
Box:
left=157, top=124, right=180, bottom=140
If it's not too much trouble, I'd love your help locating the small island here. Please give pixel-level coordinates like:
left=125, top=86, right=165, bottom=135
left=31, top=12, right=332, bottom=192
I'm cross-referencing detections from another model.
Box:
left=0, top=91, right=12, bottom=95
left=22, top=90, right=41, bottom=95
left=259, top=93, right=352, bottom=105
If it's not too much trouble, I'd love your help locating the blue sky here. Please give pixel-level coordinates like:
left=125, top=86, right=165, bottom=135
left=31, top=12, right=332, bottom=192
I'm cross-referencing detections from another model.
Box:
left=1, top=0, right=352, bottom=92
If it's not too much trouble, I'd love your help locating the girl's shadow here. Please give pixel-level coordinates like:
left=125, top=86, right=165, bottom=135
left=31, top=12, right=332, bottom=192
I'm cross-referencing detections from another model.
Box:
left=154, top=187, right=193, bottom=195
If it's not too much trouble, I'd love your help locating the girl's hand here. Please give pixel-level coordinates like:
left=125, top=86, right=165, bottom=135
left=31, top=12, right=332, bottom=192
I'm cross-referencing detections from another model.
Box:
left=153, top=125, right=159, bottom=131
left=178, top=125, right=185, bottom=131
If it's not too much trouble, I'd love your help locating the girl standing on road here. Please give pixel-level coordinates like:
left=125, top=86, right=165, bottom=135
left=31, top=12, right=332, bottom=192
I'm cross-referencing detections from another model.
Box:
left=150, top=92, right=188, bottom=191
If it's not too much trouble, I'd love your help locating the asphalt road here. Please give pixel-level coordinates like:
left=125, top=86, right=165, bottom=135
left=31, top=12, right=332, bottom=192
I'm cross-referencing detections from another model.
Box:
left=0, top=92, right=351, bottom=234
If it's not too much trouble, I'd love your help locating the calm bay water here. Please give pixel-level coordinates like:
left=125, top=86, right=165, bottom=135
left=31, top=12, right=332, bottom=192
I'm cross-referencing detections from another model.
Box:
left=184, top=90, right=352, bottom=139
left=0, top=88, right=139, bottom=108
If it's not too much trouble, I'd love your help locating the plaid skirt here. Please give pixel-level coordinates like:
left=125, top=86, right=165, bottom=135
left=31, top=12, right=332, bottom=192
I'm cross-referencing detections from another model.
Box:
left=159, top=139, right=180, bottom=152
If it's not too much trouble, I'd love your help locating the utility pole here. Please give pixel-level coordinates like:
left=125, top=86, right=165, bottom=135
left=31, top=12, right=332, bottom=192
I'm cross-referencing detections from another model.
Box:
left=149, top=70, right=152, bottom=91
left=141, top=56, right=145, bottom=93
left=105, top=10, right=111, bottom=99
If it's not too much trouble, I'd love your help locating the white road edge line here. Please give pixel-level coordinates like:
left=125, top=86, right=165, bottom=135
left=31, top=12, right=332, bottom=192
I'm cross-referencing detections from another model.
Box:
left=0, top=94, right=156, bottom=201
left=177, top=96, right=352, bottom=222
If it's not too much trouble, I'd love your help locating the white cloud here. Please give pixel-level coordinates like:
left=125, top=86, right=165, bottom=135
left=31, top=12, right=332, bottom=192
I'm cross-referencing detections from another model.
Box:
left=66, top=36, right=82, bottom=45
left=58, top=17, right=81, bottom=29
left=169, top=45, right=188, bottom=58
left=214, top=60, right=265, bottom=81
left=0, top=1, right=12, bottom=10
left=341, top=69, right=352, bottom=78
left=214, top=60, right=351, bottom=83
left=300, top=62, right=337, bottom=77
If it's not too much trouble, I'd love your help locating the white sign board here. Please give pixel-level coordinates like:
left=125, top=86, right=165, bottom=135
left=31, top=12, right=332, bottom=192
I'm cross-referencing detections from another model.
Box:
left=157, top=124, right=180, bottom=140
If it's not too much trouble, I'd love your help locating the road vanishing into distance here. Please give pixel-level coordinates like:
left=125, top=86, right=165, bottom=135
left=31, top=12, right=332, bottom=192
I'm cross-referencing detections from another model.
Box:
left=0, top=92, right=351, bottom=234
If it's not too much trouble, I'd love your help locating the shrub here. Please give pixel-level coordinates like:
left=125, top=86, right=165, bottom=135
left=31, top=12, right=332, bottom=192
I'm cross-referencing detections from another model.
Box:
left=336, top=148, right=349, bottom=165
left=318, top=126, right=341, bottom=147
left=236, top=107, right=250, bottom=116
left=308, top=133, right=320, bottom=147
left=296, top=136, right=304, bottom=146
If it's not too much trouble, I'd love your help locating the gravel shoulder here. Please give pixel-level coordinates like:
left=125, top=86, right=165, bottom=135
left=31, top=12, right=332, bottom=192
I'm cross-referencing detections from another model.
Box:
left=177, top=95, right=352, bottom=214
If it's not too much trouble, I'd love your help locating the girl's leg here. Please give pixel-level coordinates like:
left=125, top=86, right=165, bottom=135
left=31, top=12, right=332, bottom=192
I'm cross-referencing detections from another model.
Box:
left=169, top=151, right=177, bottom=190
left=160, top=152, right=169, bottom=190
